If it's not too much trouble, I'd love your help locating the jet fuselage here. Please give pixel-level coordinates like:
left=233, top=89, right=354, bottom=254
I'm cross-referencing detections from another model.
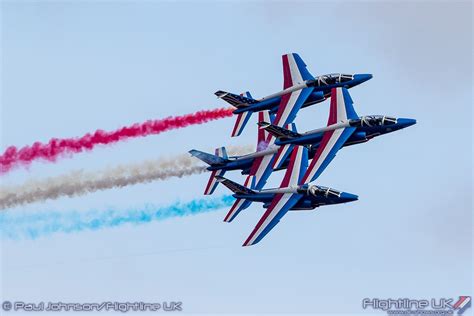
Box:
left=206, top=116, right=415, bottom=175
left=233, top=184, right=358, bottom=211
left=275, top=116, right=417, bottom=146
left=233, top=74, right=373, bottom=115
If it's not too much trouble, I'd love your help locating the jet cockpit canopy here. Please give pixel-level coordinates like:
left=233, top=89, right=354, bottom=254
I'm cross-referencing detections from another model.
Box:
left=308, top=185, right=341, bottom=198
left=360, top=115, right=397, bottom=127
left=309, top=73, right=353, bottom=87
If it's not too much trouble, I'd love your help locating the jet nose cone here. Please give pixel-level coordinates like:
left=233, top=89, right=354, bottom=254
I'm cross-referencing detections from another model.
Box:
left=353, top=73, right=373, bottom=83
left=340, top=192, right=359, bottom=203
left=397, top=118, right=417, bottom=128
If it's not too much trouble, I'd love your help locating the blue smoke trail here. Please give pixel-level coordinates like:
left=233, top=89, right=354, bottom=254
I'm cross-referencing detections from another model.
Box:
left=0, top=195, right=234, bottom=240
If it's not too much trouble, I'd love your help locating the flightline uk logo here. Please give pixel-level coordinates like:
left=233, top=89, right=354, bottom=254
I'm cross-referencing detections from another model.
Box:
left=362, top=296, right=471, bottom=315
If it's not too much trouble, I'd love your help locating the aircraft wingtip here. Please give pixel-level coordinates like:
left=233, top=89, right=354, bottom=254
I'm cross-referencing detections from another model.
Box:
left=214, top=90, right=228, bottom=98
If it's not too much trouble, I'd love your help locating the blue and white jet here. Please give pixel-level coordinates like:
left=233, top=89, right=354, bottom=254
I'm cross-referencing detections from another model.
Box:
left=190, top=87, right=415, bottom=223
left=216, top=146, right=358, bottom=246
left=258, top=87, right=417, bottom=184
left=216, top=53, right=372, bottom=137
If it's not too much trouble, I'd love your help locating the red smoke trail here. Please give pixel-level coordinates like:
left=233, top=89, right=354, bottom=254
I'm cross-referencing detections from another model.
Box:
left=1, top=107, right=233, bottom=174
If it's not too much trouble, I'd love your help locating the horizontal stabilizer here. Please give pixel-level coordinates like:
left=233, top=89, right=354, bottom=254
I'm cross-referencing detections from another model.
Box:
left=215, top=176, right=255, bottom=195
left=189, top=149, right=228, bottom=166
left=215, top=90, right=258, bottom=108
left=258, top=122, right=301, bottom=140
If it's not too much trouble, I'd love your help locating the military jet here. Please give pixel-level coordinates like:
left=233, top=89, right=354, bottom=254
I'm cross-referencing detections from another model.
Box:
left=190, top=86, right=415, bottom=223
left=216, top=53, right=372, bottom=137
left=190, top=87, right=415, bottom=196
left=259, top=87, right=417, bottom=184
left=216, top=146, right=358, bottom=246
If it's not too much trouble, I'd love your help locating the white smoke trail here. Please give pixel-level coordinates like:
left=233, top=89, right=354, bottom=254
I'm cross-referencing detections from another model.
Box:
left=0, top=145, right=253, bottom=210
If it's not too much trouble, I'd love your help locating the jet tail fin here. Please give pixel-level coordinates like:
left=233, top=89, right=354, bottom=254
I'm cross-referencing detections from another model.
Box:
left=258, top=122, right=300, bottom=140
left=189, top=147, right=229, bottom=195
left=188, top=148, right=228, bottom=166
left=328, top=87, right=359, bottom=125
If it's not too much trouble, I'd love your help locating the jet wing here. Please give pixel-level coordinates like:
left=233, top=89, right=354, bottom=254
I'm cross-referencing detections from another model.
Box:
left=247, top=154, right=275, bottom=190
left=300, top=88, right=358, bottom=184
left=243, top=146, right=308, bottom=246
left=272, top=53, right=315, bottom=128
left=246, top=53, right=317, bottom=189
left=224, top=198, right=252, bottom=223
left=242, top=193, right=302, bottom=246
left=248, top=121, right=301, bottom=189
left=299, top=127, right=355, bottom=184
left=273, top=88, right=313, bottom=128
left=216, top=176, right=255, bottom=195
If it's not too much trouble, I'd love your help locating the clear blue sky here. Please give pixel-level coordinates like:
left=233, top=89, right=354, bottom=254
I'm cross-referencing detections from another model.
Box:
left=1, top=1, right=472, bottom=315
